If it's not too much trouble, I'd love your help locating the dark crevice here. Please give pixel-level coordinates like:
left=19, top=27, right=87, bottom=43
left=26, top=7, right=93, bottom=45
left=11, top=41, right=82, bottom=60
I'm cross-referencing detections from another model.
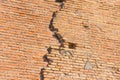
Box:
left=83, top=25, right=89, bottom=29
left=52, top=11, right=57, bottom=17
left=55, top=0, right=66, bottom=3
left=68, top=42, right=76, bottom=49
left=40, top=68, right=44, bottom=80
left=47, top=46, right=52, bottom=54
left=43, top=55, right=53, bottom=64
left=59, top=3, right=64, bottom=10
left=49, top=17, right=58, bottom=32
left=53, top=32, right=65, bottom=46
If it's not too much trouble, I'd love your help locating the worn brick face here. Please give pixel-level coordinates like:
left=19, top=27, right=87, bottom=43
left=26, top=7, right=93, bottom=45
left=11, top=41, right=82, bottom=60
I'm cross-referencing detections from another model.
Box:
left=0, top=0, right=120, bottom=80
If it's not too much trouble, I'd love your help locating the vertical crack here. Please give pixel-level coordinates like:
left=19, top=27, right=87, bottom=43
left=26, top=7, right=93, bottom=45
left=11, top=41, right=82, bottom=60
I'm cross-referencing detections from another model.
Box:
left=41, top=0, right=76, bottom=79
left=49, top=1, right=66, bottom=48
left=40, top=1, right=65, bottom=80
left=40, top=67, right=44, bottom=80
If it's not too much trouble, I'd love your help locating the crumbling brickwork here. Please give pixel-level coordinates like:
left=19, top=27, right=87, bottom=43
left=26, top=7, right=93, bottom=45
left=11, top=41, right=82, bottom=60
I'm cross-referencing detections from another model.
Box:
left=0, top=0, right=120, bottom=80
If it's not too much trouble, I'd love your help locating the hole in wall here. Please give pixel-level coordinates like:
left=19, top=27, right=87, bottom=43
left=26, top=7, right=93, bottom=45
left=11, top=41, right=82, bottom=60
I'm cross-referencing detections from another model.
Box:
left=55, top=0, right=66, bottom=2
left=83, top=25, right=89, bottom=29
left=49, top=11, right=58, bottom=32
left=68, top=42, right=76, bottom=49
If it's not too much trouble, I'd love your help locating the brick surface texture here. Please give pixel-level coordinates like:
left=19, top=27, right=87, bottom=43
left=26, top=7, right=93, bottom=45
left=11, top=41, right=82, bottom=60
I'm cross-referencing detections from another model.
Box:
left=0, top=0, right=120, bottom=80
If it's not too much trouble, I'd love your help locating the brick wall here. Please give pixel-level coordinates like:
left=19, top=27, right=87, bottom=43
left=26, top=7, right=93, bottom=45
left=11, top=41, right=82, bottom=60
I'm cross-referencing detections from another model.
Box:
left=0, top=0, right=59, bottom=80
left=0, top=0, right=120, bottom=80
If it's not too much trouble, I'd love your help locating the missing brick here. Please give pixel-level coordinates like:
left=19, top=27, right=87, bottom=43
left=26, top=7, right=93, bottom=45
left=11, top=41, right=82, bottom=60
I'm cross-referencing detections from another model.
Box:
left=68, top=42, right=76, bottom=49
left=55, top=0, right=66, bottom=3
left=83, top=25, right=89, bottom=29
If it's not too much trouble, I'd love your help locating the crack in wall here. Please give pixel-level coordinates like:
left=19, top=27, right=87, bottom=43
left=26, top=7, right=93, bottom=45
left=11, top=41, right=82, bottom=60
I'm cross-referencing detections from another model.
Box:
left=40, top=1, right=65, bottom=80
left=49, top=1, right=77, bottom=49
left=39, top=0, right=119, bottom=79
left=41, top=0, right=77, bottom=80
left=40, top=67, right=44, bottom=80
left=49, top=11, right=65, bottom=48
left=48, top=0, right=65, bottom=53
